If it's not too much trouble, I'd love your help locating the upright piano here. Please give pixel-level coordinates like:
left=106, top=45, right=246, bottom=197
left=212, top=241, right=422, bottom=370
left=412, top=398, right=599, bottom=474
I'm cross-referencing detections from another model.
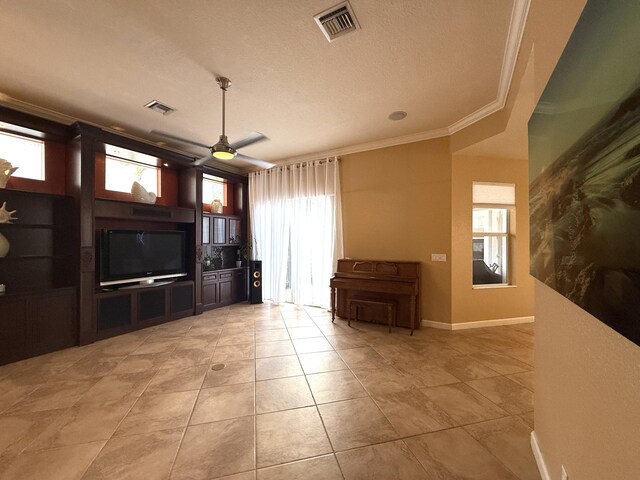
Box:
left=330, top=259, right=421, bottom=332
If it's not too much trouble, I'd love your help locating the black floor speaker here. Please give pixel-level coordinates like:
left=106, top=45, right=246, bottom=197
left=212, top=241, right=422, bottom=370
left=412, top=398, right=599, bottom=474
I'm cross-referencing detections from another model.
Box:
left=249, top=260, right=263, bottom=304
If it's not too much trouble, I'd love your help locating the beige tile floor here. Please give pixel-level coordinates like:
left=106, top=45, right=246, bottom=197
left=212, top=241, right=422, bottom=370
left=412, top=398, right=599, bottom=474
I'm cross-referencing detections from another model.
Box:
left=0, top=302, right=540, bottom=480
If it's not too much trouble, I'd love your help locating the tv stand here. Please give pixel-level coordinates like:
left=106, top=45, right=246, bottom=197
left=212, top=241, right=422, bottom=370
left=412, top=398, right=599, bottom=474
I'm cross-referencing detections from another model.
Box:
left=96, top=280, right=194, bottom=338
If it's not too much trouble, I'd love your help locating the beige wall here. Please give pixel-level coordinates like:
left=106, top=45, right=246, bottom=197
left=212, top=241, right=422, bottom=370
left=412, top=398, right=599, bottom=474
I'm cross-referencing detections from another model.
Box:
left=524, top=2, right=640, bottom=479
left=535, top=283, right=640, bottom=480
left=340, top=138, right=452, bottom=324
left=451, top=0, right=640, bottom=478
left=339, top=6, right=640, bottom=477
left=340, top=138, right=534, bottom=327
left=450, top=155, right=534, bottom=324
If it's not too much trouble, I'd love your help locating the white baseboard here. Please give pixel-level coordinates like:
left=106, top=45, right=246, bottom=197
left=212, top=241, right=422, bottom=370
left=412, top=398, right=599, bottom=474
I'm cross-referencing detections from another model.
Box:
left=530, top=431, right=551, bottom=480
left=421, top=315, right=534, bottom=330
left=421, top=320, right=454, bottom=330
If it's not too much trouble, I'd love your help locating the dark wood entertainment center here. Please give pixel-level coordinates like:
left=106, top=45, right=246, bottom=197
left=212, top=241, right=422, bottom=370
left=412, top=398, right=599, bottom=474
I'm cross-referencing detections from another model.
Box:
left=0, top=106, right=249, bottom=365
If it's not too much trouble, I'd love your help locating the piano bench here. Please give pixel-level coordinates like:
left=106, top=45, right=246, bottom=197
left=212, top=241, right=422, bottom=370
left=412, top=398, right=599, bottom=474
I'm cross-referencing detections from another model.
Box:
left=347, top=296, right=396, bottom=333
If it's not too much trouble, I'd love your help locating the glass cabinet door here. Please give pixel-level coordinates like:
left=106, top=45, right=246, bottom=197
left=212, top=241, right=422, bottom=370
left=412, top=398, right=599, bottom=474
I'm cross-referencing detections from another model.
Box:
left=229, top=218, right=241, bottom=244
left=212, top=217, right=226, bottom=244
left=202, top=216, right=211, bottom=244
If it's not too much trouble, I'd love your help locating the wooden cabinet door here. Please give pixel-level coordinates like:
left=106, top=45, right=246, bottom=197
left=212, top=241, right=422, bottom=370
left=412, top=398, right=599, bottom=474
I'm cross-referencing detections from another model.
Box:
left=202, top=273, right=218, bottom=310
left=219, top=279, right=233, bottom=304
left=233, top=269, right=247, bottom=301
left=0, top=299, right=27, bottom=365
left=28, top=290, right=77, bottom=357
left=202, top=281, right=217, bottom=309
left=97, top=293, right=133, bottom=332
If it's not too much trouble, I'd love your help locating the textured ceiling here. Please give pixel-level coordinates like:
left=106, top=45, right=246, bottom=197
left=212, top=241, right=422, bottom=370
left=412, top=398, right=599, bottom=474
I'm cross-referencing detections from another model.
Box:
left=0, top=0, right=527, bottom=170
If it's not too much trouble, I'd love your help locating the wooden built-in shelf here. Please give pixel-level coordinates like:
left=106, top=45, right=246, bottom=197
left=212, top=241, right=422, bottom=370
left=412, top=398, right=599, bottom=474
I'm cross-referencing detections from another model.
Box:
left=0, top=223, right=68, bottom=230
left=95, top=198, right=195, bottom=223
left=1, top=105, right=249, bottom=361
left=0, top=254, right=71, bottom=261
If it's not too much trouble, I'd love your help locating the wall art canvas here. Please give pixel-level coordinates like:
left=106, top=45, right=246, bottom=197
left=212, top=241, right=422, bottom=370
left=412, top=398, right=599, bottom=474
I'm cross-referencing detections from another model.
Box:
left=529, top=0, right=640, bottom=345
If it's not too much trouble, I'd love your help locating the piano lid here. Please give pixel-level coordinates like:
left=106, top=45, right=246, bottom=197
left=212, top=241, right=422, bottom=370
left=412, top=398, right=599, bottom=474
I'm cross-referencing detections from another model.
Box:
left=336, top=259, right=420, bottom=278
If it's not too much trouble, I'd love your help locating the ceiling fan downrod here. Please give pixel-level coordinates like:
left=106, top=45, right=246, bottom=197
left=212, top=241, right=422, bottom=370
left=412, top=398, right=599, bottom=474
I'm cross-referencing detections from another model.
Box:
left=217, top=76, right=231, bottom=138
left=212, top=76, right=235, bottom=160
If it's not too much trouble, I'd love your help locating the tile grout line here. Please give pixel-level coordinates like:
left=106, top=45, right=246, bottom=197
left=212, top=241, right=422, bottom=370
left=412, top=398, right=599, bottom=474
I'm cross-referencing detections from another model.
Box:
left=312, top=311, right=391, bottom=477
left=0, top=303, right=535, bottom=479
left=285, top=308, right=346, bottom=479
left=324, top=313, right=533, bottom=479
left=253, top=313, right=259, bottom=475
left=75, top=356, right=160, bottom=478
left=167, top=307, right=228, bottom=479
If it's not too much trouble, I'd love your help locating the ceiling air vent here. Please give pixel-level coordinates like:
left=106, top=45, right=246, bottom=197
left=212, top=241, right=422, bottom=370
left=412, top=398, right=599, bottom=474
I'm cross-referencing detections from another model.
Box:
left=144, top=100, right=175, bottom=115
left=314, top=1, right=360, bottom=43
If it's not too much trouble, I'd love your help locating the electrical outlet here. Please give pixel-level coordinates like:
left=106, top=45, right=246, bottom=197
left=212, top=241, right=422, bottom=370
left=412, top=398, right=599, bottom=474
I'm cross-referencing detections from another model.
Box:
left=561, top=465, right=568, bottom=480
left=431, top=253, right=447, bottom=262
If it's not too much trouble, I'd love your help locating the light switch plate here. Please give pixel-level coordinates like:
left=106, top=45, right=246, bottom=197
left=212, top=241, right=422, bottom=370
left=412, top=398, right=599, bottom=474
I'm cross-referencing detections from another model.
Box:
left=431, top=253, right=447, bottom=262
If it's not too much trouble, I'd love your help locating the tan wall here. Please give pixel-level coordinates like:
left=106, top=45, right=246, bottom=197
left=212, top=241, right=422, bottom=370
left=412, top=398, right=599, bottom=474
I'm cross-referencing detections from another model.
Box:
left=535, top=282, right=640, bottom=480
left=340, top=130, right=534, bottom=327
left=340, top=138, right=452, bottom=324
left=450, top=155, right=534, bottom=323
left=526, top=1, right=640, bottom=478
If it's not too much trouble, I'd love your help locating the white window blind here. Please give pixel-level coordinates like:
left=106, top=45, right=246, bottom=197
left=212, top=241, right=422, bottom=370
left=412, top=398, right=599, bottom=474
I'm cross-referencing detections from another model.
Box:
left=472, top=183, right=515, bottom=205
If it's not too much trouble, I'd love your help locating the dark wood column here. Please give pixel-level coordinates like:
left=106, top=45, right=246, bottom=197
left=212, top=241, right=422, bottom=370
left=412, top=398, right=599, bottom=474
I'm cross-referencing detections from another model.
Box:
left=67, top=123, right=100, bottom=345
left=180, top=167, right=203, bottom=314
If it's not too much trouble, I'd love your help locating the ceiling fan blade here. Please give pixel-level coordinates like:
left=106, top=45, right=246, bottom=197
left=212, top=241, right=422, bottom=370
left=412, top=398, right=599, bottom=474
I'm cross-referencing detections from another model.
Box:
left=151, top=130, right=211, bottom=150
left=235, top=152, right=275, bottom=169
left=193, top=154, right=215, bottom=166
left=230, top=131, right=268, bottom=150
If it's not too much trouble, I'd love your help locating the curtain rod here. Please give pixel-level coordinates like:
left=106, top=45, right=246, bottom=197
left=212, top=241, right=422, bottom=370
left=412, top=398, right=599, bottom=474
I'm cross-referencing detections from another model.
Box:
left=251, top=157, right=340, bottom=175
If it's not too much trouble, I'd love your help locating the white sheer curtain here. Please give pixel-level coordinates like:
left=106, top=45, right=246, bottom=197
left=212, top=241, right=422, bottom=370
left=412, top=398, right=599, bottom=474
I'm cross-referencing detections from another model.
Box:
left=249, top=158, right=343, bottom=308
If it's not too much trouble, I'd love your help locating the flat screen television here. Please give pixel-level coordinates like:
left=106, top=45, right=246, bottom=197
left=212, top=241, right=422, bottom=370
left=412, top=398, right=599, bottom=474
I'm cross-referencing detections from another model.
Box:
left=100, top=229, right=187, bottom=287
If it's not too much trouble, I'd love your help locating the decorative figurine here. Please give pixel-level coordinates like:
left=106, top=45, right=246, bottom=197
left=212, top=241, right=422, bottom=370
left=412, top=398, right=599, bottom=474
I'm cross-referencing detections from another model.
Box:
left=0, top=159, right=18, bottom=188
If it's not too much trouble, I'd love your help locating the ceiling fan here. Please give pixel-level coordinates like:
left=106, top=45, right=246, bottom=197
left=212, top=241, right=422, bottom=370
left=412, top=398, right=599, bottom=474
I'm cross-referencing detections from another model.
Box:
left=152, top=76, right=273, bottom=169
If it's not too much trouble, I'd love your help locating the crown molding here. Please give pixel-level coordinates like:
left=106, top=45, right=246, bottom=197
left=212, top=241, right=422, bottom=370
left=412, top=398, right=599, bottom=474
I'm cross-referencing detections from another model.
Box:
left=275, top=0, right=531, bottom=167
left=0, top=94, right=78, bottom=125
left=277, top=126, right=451, bottom=165
left=449, top=0, right=531, bottom=134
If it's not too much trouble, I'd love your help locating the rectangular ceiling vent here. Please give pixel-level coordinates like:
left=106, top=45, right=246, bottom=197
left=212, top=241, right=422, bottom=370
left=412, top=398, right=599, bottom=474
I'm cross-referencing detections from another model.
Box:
left=314, top=1, right=360, bottom=43
left=144, top=100, right=175, bottom=115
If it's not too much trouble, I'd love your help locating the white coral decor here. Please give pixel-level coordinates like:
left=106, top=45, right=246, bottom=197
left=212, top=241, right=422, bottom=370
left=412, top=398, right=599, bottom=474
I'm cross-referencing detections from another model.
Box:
left=0, top=202, right=17, bottom=224
left=0, top=201, right=17, bottom=258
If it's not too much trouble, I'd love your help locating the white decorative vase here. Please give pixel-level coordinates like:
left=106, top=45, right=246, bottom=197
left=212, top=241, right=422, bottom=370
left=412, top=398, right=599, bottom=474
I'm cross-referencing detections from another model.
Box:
left=0, top=232, right=9, bottom=258
left=211, top=199, right=223, bottom=214
left=235, top=260, right=242, bottom=268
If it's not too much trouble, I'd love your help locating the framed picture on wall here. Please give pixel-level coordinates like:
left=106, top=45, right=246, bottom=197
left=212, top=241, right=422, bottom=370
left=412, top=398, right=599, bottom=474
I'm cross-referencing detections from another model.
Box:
left=528, top=0, right=640, bottom=345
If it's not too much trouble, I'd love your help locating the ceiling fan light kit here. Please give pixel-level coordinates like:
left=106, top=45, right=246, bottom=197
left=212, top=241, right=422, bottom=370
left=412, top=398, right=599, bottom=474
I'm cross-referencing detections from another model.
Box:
left=212, top=134, right=236, bottom=160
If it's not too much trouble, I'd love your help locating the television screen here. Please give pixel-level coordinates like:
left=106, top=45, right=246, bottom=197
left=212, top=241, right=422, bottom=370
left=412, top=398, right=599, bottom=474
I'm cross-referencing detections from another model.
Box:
left=100, top=229, right=187, bottom=285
